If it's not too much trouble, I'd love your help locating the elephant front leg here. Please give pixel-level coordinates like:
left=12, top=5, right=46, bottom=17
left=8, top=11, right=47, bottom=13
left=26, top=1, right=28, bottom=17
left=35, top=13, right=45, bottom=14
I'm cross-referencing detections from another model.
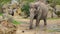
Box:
left=29, top=13, right=34, bottom=29
left=43, top=18, right=47, bottom=26
left=30, top=18, right=34, bottom=29
left=29, top=8, right=36, bottom=29
left=36, top=18, right=40, bottom=27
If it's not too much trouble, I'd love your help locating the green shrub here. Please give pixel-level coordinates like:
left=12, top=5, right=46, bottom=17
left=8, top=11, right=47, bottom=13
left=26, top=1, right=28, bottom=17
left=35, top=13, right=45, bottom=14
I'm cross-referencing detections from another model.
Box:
left=21, top=0, right=35, bottom=17
left=55, top=11, right=60, bottom=17
left=48, top=0, right=60, bottom=5
left=21, top=2, right=30, bottom=17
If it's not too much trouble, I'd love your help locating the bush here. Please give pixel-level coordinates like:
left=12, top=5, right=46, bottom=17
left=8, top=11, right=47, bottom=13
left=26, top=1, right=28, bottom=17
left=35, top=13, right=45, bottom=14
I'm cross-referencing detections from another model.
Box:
left=55, top=11, right=60, bottom=17
left=48, top=0, right=60, bottom=5
left=21, top=0, right=35, bottom=18
left=21, top=2, right=30, bottom=17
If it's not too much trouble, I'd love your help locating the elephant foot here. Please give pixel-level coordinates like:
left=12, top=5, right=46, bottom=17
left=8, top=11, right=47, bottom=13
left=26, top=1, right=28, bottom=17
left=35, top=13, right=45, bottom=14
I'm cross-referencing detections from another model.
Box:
left=29, top=26, right=33, bottom=29
left=36, top=25, right=39, bottom=27
left=44, top=23, right=47, bottom=26
left=36, top=23, right=39, bottom=27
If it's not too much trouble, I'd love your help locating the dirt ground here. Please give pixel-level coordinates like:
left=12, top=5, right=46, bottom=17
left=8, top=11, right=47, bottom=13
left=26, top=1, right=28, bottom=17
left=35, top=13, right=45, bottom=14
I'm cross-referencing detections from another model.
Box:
left=13, top=16, right=60, bottom=34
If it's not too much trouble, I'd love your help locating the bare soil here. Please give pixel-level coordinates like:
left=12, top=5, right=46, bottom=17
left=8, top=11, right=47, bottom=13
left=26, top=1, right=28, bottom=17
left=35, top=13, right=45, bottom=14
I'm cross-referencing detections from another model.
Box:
left=14, top=16, right=60, bottom=34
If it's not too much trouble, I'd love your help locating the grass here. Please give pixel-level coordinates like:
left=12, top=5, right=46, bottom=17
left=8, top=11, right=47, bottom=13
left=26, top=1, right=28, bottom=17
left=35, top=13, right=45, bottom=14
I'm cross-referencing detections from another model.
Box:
left=0, top=13, right=3, bottom=16
left=12, top=20, right=22, bottom=25
left=47, top=18, right=60, bottom=20
left=45, top=28, right=60, bottom=32
left=0, top=13, right=22, bottom=25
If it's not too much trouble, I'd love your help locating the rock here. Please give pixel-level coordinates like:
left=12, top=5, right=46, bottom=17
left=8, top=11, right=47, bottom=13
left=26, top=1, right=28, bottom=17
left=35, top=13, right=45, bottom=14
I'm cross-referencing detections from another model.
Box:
left=2, top=13, right=13, bottom=23
left=0, top=14, right=17, bottom=34
left=0, top=20, right=17, bottom=34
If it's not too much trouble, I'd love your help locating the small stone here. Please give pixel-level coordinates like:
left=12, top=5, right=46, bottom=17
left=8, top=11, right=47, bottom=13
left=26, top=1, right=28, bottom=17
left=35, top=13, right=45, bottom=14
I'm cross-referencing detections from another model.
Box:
left=22, top=30, right=24, bottom=33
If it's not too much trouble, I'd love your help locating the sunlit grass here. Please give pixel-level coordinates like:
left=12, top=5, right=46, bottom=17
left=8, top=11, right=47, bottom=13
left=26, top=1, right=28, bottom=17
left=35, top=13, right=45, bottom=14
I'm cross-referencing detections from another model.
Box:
left=0, top=13, right=3, bottom=16
left=45, top=28, right=60, bottom=32
left=12, top=20, right=22, bottom=25
left=47, top=18, right=60, bottom=20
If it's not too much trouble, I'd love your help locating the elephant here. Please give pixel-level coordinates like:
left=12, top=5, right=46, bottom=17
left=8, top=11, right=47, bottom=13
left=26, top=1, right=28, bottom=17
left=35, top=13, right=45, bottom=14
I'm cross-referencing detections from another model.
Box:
left=29, top=1, right=48, bottom=29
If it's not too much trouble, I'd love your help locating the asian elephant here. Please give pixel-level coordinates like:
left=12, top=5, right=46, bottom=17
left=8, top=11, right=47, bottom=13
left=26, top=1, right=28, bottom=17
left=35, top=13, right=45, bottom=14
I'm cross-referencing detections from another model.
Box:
left=29, top=1, right=48, bottom=29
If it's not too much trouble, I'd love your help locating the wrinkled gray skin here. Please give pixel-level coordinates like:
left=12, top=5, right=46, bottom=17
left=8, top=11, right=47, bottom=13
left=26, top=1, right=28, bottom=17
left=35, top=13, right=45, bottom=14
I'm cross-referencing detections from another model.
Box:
left=29, top=1, right=48, bottom=29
